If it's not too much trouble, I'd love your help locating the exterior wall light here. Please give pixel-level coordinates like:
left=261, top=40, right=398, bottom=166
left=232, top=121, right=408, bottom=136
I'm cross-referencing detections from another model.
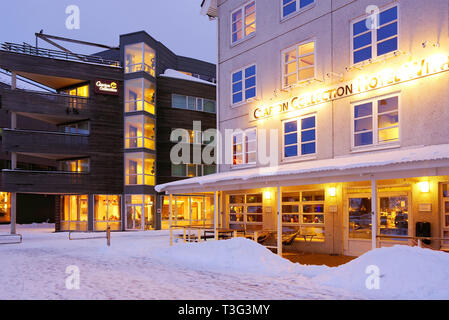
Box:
left=329, top=187, right=336, bottom=197
left=419, top=181, right=430, bottom=193
left=264, top=191, right=271, bottom=200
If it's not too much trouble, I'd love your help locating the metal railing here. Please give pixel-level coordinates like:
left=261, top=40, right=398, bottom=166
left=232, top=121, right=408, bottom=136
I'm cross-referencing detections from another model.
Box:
left=377, top=235, right=449, bottom=248
left=0, top=233, right=23, bottom=245
left=1, top=42, right=121, bottom=67
left=68, top=226, right=111, bottom=246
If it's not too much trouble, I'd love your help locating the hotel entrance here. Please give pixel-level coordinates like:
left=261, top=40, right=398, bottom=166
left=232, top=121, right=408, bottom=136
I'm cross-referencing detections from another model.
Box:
left=125, top=195, right=155, bottom=230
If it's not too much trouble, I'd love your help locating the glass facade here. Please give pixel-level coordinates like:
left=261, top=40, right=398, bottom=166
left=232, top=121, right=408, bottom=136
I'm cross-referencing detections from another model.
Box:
left=125, top=115, right=155, bottom=150
left=161, top=195, right=214, bottom=229
left=60, top=195, right=88, bottom=231
left=125, top=152, right=155, bottom=186
left=0, top=192, right=11, bottom=224
left=125, top=78, right=156, bottom=115
left=125, top=194, right=155, bottom=230
left=228, top=193, right=263, bottom=231
left=124, top=43, right=156, bottom=77
left=94, top=195, right=121, bottom=231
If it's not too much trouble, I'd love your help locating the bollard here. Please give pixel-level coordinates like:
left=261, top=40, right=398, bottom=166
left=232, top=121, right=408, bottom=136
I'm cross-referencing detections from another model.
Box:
left=418, top=239, right=422, bottom=248
left=106, top=225, right=111, bottom=246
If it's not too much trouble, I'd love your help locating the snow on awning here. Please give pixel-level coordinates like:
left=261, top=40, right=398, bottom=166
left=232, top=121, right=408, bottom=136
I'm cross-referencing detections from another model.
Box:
left=155, top=144, right=449, bottom=193
left=159, top=69, right=216, bottom=86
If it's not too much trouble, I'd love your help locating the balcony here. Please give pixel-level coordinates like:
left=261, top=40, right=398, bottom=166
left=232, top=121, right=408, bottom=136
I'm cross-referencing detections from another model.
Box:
left=1, top=170, right=89, bottom=193
left=1, top=129, right=88, bottom=156
left=0, top=89, right=89, bottom=121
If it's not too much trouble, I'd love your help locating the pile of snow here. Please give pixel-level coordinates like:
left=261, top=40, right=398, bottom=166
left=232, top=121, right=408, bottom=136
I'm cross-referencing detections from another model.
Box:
left=159, top=69, right=215, bottom=86
left=315, top=245, right=449, bottom=299
left=152, top=237, right=298, bottom=276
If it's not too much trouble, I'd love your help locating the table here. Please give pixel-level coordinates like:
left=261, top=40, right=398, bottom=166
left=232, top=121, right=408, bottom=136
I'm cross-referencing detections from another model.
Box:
left=203, top=228, right=242, bottom=240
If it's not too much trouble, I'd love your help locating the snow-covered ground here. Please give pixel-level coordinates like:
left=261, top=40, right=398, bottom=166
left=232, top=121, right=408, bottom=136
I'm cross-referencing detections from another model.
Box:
left=0, top=223, right=448, bottom=300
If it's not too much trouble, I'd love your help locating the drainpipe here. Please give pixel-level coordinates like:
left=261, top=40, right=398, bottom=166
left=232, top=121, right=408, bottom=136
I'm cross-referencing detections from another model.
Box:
left=169, top=193, right=173, bottom=246
left=277, top=186, right=282, bottom=256
left=10, top=72, right=17, bottom=235
left=214, top=191, right=218, bottom=240
left=371, top=176, right=378, bottom=250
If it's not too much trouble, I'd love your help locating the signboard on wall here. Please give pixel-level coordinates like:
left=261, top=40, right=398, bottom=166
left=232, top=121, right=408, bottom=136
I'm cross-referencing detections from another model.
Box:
left=94, top=79, right=119, bottom=95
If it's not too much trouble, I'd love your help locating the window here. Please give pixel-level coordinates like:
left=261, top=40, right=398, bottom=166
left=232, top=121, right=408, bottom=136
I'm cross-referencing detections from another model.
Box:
left=229, top=193, right=263, bottom=231
left=171, top=94, right=216, bottom=113
left=125, top=78, right=156, bottom=114
left=125, top=152, right=155, bottom=186
left=352, top=6, right=398, bottom=64
left=125, top=115, right=155, bottom=150
left=232, top=65, right=256, bottom=104
left=59, top=159, right=89, bottom=173
left=61, top=195, right=88, bottom=231
left=379, top=195, right=409, bottom=237
left=171, top=164, right=216, bottom=177
left=283, top=115, right=316, bottom=159
left=59, top=121, right=89, bottom=135
left=125, top=195, right=155, bottom=230
left=282, top=0, right=314, bottom=19
left=62, top=84, right=89, bottom=97
left=282, top=41, right=315, bottom=88
left=0, top=192, right=11, bottom=224
left=124, top=43, right=156, bottom=77
left=94, top=195, right=121, bottom=231
left=282, top=190, right=325, bottom=239
left=231, top=1, right=256, bottom=44
left=352, top=96, right=399, bottom=148
left=161, top=195, right=214, bottom=229
left=233, top=128, right=256, bottom=166
left=348, top=197, right=372, bottom=239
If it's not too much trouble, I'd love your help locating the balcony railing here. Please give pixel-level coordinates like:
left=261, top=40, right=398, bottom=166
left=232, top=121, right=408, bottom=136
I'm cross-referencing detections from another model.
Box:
left=1, top=42, right=121, bottom=67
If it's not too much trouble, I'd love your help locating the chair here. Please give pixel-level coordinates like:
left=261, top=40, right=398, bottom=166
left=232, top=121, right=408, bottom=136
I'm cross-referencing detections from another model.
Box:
left=282, top=230, right=301, bottom=246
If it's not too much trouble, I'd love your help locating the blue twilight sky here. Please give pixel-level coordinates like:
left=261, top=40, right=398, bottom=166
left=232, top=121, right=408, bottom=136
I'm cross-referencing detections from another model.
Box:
left=0, top=0, right=217, bottom=64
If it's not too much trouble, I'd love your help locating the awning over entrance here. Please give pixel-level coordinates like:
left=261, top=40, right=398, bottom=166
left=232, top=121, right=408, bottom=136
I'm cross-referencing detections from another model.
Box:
left=156, top=144, right=449, bottom=194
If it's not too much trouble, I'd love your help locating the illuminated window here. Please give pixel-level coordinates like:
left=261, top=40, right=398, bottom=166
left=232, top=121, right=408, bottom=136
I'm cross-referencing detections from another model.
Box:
left=124, top=43, right=156, bottom=77
left=282, top=190, right=325, bottom=240
left=59, top=121, right=89, bottom=135
left=282, top=41, right=315, bottom=88
left=352, top=96, right=399, bottom=148
left=348, top=197, right=372, bottom=239
left=125, top=194, right=155, bottom=230
left=59, top=158, right=89, bottom=173
left=125, top=152, right=155, bottom=186
left=352, top=6, right=398, bottom=64
left=94, top=195, right=121, bottom=231
left=229, top=193, right=263, bottom=231
left=125, top=78, right=156, bottom=114
left=283, top=115, right=316, bottom=159
left=282, top=0, right=314, bottom=19
left=60, top=195, right=88, bottom=231
left=232, top=65, right=256, bottom=104
left=231, top=1, right=256, bottom=44
left=233, top=128, right=256, bottom=166
left=63, top=84, right=89, bottom=97
left=172, top=94, right=216, bottom=113
left=379, top=195, right=409, bottom=238
left=125, top=115, right=155, bottom=150
left=0, top=192, right=11, bottom=224
left=161, top=195, right=215, bottom=229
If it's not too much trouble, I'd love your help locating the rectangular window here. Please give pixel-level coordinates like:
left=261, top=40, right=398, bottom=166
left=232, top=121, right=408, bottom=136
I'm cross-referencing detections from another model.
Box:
left=171, top=164, right=215, bottom=177
left=125, top=78, right=156, bottom=114
left=282, top=0, right=315, bottom=19
left=232, top=1, right=256, bottom=44
left=233, top=128, right=256, bottom=166
left=124, top=43, right=156, bottom=77
left=0, top=192, right=11, bottom=224
left=232, top=65, right=256, bottom=105
left=353, top=96, right=399, bottom=148
left=63, top=84, right=89, bottom=97
left=94, top=195, right=121, bottom=231
left=352, top=6, right=398, bottom=64
left=283, top=115, right=316, bottom=159
left=60, top=195, right=88, bottom=231
left=125, top=115, right=155, bottom=150
left=59, top=158, right=89, bottom=173
left=58, top=121, right=89, bottom=135
left=125, top=152, right=155, bottom=186
left=229, top=193, right=263, bottom=231
left=172, top=94, right=216, bottom=113
left=282, top=41, right=315, bottom=88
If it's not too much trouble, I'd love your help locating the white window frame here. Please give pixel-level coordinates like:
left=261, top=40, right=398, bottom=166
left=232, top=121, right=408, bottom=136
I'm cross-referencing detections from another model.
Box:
left=350, top=4, right=399, bottom=66
left=281, top=40, right=316, bottom=89
left=172, top=94, right=216, bottom=113
left=351, top=93, right=401, bottom=151
left=231, top=64, right=257, bottom=106
left=228, top=193, right=264, bottom=229
left=281, top=0, right=315, bottom=20
left=231, top=1, right=256, bottom=45
left=282, top=114, right=317, bottom=161
left=232, top=128, right=257, bottom=167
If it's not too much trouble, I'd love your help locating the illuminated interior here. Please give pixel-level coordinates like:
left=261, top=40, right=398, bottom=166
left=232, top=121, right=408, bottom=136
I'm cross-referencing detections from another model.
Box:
left=60, top=195, right=88, bottom=231
left=125, top=115, right=155, bottom=150
left=125, top=78, right=156, bottom=114
left=94, top=195, right=121, bottom=231
left=125, top=194, right=155, bottom=230
left=0, top=192, right=11, bottom=224
left=161, top=195, right=214, bottom=229
left=125, top=152, right=155, bottom=186
left=229, top=193, right=263, bottom=231
left=59, top=159, right=89, bottom=173
left=63, top=84, right=89, bottom=97
left=124, top=42, right=156, bottom=77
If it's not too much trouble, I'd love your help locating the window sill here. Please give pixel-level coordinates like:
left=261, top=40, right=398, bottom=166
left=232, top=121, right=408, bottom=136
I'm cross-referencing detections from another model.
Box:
left=230, top=32, right=256, bottom=48
left=231, top=163, right=257, bottom=170
left=280, top=3, right=316, bottom=24
left=350, top=143, right=401, bottom=154
left=281, top=154, right=317, bottom=164
left=348, top=50, right=403, bottom=71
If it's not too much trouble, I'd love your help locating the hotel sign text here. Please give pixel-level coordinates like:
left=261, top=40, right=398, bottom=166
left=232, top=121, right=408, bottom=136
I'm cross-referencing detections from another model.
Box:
left=94, top=79, right=119, bottom=96
left=253, top=54, right=449, bottom=120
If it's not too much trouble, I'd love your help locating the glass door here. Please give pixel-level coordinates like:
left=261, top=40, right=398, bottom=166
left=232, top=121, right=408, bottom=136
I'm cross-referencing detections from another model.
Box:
left=126, top=205, right=143, bottom=230
left=442, top=185, right=449, bottom=248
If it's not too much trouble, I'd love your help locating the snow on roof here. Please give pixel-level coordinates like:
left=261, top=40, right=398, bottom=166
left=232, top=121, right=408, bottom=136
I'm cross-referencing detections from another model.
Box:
left=155, top=143, right=449, bottom=192
left=0, top=69, right=52, bottom=92
left=159, top=69, right=216, bottom=86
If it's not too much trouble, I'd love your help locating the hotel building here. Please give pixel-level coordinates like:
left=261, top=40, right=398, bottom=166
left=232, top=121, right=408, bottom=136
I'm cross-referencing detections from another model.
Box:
left=156, top=0, right=449, bottom=256
left=0, top=31, right=216, bottom=232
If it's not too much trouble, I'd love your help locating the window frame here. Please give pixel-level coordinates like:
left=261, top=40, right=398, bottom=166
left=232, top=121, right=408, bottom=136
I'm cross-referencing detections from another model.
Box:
left=231, top=64, right=257, bottom=106
left=230, top=0, right=256, bottom=46
left=281, top=0, right=316, bottom=20
left=350, top=93, right=401, bottom=151
left=232, top=127, right=257, bottom=167
left=228, top=193, right=264, bottom=230
left=282, top=114, right=317, bottom=162
left=171, top=164, right=216, bottom=177
left=281, top=39, right=316, bottom=89
left=171, top=94, right=216, bottom=113
left=350, top=4, right=399, bottom=66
